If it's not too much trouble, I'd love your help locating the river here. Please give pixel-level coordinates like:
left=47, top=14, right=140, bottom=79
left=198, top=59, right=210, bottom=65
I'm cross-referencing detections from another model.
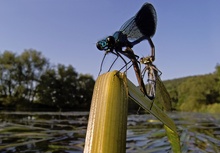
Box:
left=0, top=111, right=220, bottom=152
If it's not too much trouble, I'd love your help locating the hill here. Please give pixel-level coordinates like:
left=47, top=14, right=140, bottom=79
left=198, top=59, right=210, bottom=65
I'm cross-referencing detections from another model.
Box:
left=158, top=65, right=220, bottom=113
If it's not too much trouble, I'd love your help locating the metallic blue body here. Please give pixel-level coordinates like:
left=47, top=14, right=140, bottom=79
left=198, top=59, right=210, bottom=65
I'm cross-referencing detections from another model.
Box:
left=96, top=2, right=157, bottom=59
left=97, top=31, right=132, bottom=52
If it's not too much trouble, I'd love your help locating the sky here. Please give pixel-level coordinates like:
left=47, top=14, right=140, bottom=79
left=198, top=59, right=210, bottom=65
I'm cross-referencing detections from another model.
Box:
left=0, top=0, right=220, bottom=84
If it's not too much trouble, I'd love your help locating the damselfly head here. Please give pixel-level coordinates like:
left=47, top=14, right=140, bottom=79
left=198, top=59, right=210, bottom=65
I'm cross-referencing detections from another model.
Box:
left=140, top=56, right=152, bottom=64
left=96, top=36, right=115, bottom=51
left=96, top=40, right=107, bottom=51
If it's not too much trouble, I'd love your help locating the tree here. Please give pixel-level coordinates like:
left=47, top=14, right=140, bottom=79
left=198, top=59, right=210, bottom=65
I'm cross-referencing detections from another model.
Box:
left=77, top=74, right=95, bottom=109
left=177, top=74, right=219, bottom=111
left=17, top=49, right=50, bottom=103
left=0, top=49, right=50, bottom=108
left=36, top=64, right=95, bottom=110
left=0, top=51, right=18, bottom=106
left=214, top=64, right=220, bottom=102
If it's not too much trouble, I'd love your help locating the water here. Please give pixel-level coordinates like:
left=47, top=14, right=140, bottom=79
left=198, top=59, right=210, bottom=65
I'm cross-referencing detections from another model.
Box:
left=0, top=111, right=220, bottom=153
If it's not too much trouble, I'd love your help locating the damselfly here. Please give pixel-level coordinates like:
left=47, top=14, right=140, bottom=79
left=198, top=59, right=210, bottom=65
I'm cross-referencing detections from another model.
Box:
left=140, top=56, right=172, bottom=111
left=96, top=3, right=157, bottom=98
left=97, top=2, right=157, bottom=73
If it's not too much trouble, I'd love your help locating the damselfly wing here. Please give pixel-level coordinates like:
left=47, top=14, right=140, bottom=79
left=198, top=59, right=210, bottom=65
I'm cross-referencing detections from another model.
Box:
left=120, top=3, right=157, bottom=40
left=156, top=77, right=172, bottom=111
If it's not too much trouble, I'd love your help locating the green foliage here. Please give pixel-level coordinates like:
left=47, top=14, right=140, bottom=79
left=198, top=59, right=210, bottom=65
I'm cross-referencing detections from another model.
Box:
left=36, top=65, right=79, bottom=108
left=36, top=64, right=95, bottom=110
left=204, top=103, right=220, bottom=113
left=161, top=66, right=220, bottom=113
left=1, top=49, right=219, bottom=113
left=0, top=50, right=95, bottom=111
left=77, top=74, right=95, bottom=108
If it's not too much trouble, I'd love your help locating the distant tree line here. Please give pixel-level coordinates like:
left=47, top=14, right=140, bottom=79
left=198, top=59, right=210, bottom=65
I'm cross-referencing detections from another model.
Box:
left=154, top=64, right=220, bottom=113
left=1, top=49, right=219, bottom=113
left=0, top=49, right=95, bottom=111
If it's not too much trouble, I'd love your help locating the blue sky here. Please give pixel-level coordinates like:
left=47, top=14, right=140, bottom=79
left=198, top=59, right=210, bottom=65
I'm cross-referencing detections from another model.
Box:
left=0, top=0, right=220, bottom=84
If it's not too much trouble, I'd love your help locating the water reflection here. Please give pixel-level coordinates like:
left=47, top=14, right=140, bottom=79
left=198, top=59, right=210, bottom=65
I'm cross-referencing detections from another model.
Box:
left=0, top=112, right=219, bottom=152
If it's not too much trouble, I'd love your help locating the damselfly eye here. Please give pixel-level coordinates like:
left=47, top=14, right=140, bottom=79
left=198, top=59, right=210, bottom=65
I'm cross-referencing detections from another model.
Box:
left=106, top=36, right=115, bottom=46
left=96, top=40, right=107, bottom=50
left=96, top=42, right=103, bottom=50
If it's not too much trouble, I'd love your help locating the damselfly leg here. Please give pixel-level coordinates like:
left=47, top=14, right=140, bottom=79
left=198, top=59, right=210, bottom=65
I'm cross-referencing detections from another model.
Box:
left=98, top=52, right=108, bottom=75
left=107, top=55, right=119, bottom=72
left=98, top=49, right=133, bottom=76
left=117, top=60, right=133, bottom=73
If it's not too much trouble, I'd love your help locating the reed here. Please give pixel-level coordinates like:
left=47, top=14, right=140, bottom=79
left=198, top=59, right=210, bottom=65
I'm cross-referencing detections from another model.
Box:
left=84, top=71, right=128, bottom=153
left=84, top=70, right=181, bottom=153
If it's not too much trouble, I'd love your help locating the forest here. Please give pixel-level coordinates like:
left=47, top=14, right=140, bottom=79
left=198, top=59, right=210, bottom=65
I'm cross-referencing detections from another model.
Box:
left=0, top=49, right=220, bottom=113
left=0, top=49, right=95, bottom=111
left=155, top=65, right=220, bottom=113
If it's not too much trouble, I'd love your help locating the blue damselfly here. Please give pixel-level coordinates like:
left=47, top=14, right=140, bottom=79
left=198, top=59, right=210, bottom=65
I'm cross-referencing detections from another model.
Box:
left=96, top=3, right=157, bottom=99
